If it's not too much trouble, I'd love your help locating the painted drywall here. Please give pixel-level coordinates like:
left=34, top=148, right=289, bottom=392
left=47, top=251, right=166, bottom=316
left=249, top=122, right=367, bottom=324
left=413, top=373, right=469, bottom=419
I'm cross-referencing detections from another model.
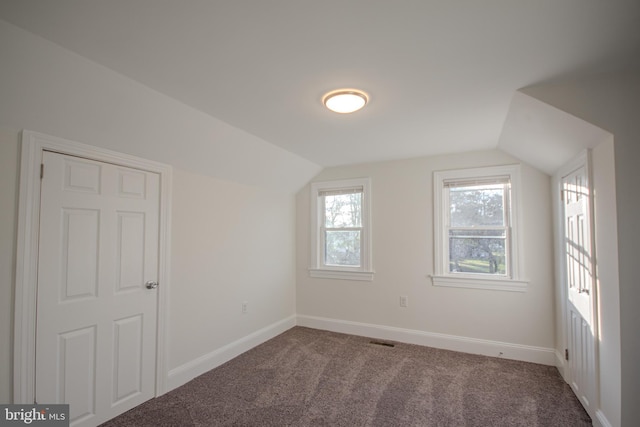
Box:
left=0, top=128, right=20, bottom=403
left=523, top=71, right=639, bottom=427
left=297, top=149, right=555, bottom=354
left=592, top=139, right=621, bottom=425
left=550, top=138, right=618, bottom=425
left=0, top=19, right=321, bottom=193
left=0, top=19, right=317, bottom=402
left=499, top=91, right=613, bottom=175
left=505, top=86, right=618, bottom=423
left=170, top=168, right=296, bottom=370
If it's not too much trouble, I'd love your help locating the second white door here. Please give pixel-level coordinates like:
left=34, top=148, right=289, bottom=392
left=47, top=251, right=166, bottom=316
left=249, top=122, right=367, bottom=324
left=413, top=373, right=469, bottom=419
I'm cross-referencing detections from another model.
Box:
left=561, top=157, right=597, bottom=417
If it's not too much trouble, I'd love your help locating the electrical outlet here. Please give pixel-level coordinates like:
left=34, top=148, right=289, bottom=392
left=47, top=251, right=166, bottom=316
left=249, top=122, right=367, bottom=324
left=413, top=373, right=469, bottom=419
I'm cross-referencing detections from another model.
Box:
left=242, top=301, right=248, bottom=314
left=399, top=295, right=408, bottom=308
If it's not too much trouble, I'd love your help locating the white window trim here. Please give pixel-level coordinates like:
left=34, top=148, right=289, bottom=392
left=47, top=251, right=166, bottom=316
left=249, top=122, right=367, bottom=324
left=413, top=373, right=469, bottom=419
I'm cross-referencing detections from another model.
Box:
left=431, top=164, right=528, bottom=292
left=309, top=177, right=374, bottom=281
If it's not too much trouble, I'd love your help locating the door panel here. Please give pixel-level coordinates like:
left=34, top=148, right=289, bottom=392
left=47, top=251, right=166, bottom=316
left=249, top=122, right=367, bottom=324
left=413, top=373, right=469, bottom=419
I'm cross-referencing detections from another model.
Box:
left=567, top=309, right=596, bottom=409
left=63, top=158, right=101, bottom=194
left=36, top=151, right=160, bottom=426
left=58, top=326, right=96, bottom=421
left=116, top=212, right=146, bottom=292
left=61, top=208, right=99, bottom=300
left=112, top=314, right=143, bottom=404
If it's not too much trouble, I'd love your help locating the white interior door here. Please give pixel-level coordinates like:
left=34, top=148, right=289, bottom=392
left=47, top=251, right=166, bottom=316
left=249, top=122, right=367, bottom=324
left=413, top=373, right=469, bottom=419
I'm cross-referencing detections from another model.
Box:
left=35, top=151, right=160, bottom=426
left=562, top=159, right=597, bottom=416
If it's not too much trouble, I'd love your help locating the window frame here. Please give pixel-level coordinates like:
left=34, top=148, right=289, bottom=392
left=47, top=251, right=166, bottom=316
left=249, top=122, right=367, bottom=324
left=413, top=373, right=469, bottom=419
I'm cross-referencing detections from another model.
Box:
left=432, top=165, right=528, bottom=292
left=309, top=177, right=373, bottom=281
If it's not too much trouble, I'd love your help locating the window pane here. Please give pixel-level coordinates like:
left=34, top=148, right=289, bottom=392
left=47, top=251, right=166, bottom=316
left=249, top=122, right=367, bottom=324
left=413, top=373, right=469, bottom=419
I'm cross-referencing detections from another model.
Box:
left=449, top=231, right=506, bottom=275
left=324, top=193, right=362, bottom=228
left=450, top=184, right=506, bottom=227
left=325, top=230, right=361, bottom=266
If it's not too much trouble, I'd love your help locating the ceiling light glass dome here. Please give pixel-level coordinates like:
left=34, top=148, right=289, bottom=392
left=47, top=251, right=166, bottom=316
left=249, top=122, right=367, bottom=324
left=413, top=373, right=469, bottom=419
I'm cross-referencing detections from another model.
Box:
left=322, top=89, right=369, bottom=114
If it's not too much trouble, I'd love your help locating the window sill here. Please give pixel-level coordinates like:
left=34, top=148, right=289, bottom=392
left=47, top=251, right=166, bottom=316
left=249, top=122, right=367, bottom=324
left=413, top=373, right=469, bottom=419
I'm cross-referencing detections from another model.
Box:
left=309, top=269, right=374, bottom=281
left=430, top=275, right=528, bottom=292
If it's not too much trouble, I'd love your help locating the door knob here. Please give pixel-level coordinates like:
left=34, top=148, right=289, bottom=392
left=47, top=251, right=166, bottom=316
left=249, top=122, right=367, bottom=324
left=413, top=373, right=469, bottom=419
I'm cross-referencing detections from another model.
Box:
left=145, top=281, right=159, bottom=289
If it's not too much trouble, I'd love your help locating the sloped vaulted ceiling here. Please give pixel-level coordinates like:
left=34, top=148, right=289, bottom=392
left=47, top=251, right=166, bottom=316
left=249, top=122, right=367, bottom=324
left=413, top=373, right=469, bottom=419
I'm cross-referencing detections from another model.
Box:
left=498, top=91, right=613, bottom=175
left=0, top=1, right=639, bottom=169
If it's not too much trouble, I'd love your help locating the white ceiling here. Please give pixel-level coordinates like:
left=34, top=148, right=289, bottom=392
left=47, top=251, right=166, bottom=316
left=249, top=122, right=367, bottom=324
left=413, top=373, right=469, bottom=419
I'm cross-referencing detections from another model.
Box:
left=1, top=1, right=639, bottom=167
left=499, top=91, right=613, bottom=175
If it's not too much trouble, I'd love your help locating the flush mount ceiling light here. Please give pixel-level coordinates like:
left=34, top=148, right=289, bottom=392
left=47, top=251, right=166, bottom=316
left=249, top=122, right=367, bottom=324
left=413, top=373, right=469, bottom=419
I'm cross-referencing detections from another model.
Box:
left=322, top=89, right=369, bottom=114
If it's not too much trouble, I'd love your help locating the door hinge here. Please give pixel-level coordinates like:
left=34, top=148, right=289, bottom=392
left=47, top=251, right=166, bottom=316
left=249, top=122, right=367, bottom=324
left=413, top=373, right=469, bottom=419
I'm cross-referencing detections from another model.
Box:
left=40, top=163, right=44, bottom=180
left=565, top=348, right=569, bottom=361
left=560, top=189, right=564, bottom=202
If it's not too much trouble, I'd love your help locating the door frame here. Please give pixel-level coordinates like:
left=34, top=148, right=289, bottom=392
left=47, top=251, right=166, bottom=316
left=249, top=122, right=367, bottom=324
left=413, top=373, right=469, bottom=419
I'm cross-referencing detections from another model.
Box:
left=553, top=149, right=600, bottom=415
left=14, top=130, right=172, bottom=403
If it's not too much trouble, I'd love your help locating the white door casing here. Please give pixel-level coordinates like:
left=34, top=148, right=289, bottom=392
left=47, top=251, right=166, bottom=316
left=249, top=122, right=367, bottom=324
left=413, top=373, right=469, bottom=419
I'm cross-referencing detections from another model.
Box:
left=560, top=151, right=598, bottom=417
left=14, top=131, right=171, bottom=411
left=36, top=151, right=159, bottom=425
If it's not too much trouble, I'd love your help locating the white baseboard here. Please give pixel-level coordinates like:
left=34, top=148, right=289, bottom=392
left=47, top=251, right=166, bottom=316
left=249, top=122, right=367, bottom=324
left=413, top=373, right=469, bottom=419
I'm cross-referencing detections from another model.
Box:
left=593, top=409, right=612, bottom=427
left=166, top=315, right=296, bottom=392
left=167, top=314, right=557, bottom=395
left=296, top=314, right=556, bottom=366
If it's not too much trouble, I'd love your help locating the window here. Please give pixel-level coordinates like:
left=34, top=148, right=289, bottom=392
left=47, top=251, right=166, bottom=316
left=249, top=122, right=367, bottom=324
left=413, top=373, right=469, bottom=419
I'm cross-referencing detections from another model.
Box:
left=310, top=178, right=373, bottom=281
left=433, top=165, right=527, bottom=291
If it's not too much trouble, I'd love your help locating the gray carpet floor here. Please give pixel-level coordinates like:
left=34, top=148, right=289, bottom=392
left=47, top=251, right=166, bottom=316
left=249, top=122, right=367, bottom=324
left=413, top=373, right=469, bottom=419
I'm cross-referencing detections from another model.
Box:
left=100, top=326, right=592, bottom=426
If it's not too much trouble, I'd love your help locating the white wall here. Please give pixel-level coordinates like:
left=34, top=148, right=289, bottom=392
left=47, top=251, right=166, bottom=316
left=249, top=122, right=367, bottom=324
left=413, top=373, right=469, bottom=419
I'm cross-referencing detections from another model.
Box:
left=0, top=128, right=20, bottom=404
left=499, top=91, right=613, bottom=175
left=524, top=71, right=639, bottom=427
left=0, top=19, right=320, bottom=402
left=167, top=168, right=297, bottom=387
left=0, top=19, right=319, bottom=194
left=502, top=86, right=620, bottom=424
left=591, top=139, right=621, bottom=426
left=170, top=168, right=298, bottom=361
left=550, top=138, right=619, bottom=426
left=297, top=149, right=555, bottom=361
